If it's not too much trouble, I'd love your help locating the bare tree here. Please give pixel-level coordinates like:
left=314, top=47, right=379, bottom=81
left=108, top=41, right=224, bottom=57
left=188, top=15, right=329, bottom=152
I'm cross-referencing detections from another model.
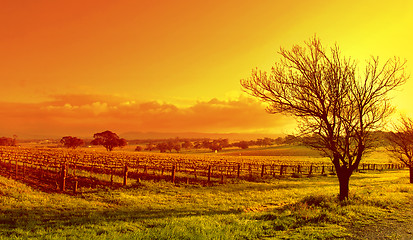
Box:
left=386, top=116, right=413, bottom=183
left=241, top=36, right=408, bottom=200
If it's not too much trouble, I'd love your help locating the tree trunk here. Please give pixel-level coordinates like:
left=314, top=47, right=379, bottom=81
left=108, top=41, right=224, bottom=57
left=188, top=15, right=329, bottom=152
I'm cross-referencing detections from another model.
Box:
left=410, top=166, right=413, bottom=184
left=337, top=169, right=351, bottom=201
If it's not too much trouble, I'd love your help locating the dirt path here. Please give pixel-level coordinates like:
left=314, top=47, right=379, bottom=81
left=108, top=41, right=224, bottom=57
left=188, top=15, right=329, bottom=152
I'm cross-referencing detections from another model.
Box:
left=349, top=204, right=413, bottom=240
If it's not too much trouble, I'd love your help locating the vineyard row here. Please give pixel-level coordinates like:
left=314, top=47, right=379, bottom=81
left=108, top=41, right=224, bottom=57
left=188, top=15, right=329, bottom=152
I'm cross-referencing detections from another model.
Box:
left=0, top=147, right=405, bottom=193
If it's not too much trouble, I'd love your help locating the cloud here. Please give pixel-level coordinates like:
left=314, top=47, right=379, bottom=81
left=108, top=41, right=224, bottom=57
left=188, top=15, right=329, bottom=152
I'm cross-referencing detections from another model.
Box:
left=0, top=94, right=295, bottom=138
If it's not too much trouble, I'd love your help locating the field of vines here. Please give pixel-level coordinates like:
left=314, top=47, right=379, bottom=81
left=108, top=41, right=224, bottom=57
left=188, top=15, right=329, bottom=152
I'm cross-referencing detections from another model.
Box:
left=0, top=146, right=404, bottom=194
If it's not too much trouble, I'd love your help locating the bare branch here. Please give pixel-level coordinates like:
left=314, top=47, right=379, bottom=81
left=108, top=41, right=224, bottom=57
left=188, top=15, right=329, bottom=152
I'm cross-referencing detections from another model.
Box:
left=240, top=36, right=409, bottom=199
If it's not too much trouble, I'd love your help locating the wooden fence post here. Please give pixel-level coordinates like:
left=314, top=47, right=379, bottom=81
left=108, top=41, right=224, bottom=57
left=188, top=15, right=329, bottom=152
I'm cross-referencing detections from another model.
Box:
left=22, top=162, right=25, bottom=179
left=110, top=167, right=114, bottom=185
left=321, top=165, right=325, bottom=175
left=73, top=181, right=78, bottom=194
left=237, top=164, right=241, bottom=178
left=219, top=167, right=224, bottom=184
left=261, top=164, right=265, bottom=178
left=123, top=165, right=128, bottom=186
left=172, top=165, right=176, bottom=183
left=73, top=164, right=76, bottom=177
left=15, top=160, right=18, bottom=179
left=280, top=165, right=284, bottom=176
left=60, top=164, right=67, bottom=192
left=208, top=165, right=211, bottom=182
left=309, top=165, right=313, bottom=175
left=8, top=159, right=11, bottom=178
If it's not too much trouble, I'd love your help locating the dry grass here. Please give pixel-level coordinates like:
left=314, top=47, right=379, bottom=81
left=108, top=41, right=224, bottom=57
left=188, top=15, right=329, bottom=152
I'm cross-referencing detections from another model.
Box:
left=0, top=168, right=412, bottom=239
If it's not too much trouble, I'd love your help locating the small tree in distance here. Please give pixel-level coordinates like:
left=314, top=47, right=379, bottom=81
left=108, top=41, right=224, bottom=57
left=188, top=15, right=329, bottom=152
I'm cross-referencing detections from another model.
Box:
left=386, top=116, right=413, bottom=183
left=91, top=130, right=127, bottom=151
left=0, top=137, right=17, bottom=146
left=241, top=36, right=408, bottom=200
left=234, top=141, right=249, bottom=149
left=60, top=136, right=84, bottom=149
left=145, top=143, right=156, bottom=151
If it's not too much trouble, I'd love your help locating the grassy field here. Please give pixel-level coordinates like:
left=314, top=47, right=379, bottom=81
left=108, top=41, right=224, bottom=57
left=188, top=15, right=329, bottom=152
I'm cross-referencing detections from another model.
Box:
left=1, top=167, right=412, bottom=239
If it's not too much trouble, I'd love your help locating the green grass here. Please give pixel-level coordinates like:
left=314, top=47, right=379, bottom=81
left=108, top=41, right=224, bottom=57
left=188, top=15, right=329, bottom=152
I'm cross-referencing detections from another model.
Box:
left=1, top=169, right=412, bottom=239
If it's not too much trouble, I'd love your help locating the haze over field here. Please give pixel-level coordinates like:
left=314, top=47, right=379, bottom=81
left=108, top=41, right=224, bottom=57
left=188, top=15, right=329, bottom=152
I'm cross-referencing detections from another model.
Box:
left=1, top=1, right=412, bottom=138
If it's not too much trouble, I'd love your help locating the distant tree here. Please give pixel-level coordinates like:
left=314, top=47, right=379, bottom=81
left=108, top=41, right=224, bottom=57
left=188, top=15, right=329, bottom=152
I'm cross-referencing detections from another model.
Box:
left=60, top=136, right=84, bottom=149
left=284, top=135, right=298, bottom=145
left=219, top=139, right=230, bottom=148
left=155, top=141, right=182, bottom=153
left=0, top=137, right=16, bottom=146
left=198, top=139, right=230, bottom=152
left=236, top=141, right=249, bottom=149
left=386, top=116, right=413, bottom=183
left=166, top=141, right=175, bottom=152
left=145, top=143, right=156, bottom=151
left=209, top=140, right=223, bottom=152
left=91, top=130, right=127, bottom=151
left=241, top=36, right=407, bottom=200
left=274, top=137, right=284, bottom=145
left=194, top=141, right=202, bottom=149
left=156, top=142, right=168, bottom=153
left=202, top=139, right=211, bottom=149
left=182, top=140, right=194, bottom=149
left=135, top=145, right=143, bottom=151
left=173, top=143, right=182, bottom=152
left=262, top=137, right=273, bottom=146
left=256, top=138, right=273, bottom=146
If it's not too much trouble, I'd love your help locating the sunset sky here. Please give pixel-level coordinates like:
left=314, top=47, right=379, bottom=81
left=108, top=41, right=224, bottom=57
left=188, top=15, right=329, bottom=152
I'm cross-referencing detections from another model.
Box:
left=1, top=0, right=413, bottom=139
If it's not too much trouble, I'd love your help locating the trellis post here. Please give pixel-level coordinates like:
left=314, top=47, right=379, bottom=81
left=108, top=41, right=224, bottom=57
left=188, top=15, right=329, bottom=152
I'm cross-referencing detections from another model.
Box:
left=123, top=165, right=128, bottom=186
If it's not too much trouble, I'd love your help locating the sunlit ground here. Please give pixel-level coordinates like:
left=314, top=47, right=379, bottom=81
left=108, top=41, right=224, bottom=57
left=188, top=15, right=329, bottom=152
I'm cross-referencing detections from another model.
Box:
left=1, top=169, right=412, bottom=239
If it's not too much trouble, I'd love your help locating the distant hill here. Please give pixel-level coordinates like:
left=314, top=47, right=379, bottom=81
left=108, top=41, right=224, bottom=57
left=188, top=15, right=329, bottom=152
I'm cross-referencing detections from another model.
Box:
left=120, top=131, right=282, bottom=141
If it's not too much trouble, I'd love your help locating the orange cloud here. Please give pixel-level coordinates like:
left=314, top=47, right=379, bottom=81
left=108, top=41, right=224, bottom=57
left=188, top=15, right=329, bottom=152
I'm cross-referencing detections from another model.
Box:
left=0, top=95, right=295, bottom=139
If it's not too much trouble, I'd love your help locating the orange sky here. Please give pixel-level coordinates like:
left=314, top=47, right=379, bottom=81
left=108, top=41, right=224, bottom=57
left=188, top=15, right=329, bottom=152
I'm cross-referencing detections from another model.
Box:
left=1, top=1, right=413, bottom=138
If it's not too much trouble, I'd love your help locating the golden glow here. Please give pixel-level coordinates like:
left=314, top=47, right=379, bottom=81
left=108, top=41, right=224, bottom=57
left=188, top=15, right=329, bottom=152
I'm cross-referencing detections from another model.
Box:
left=0, top=1, right=412, bottom=137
